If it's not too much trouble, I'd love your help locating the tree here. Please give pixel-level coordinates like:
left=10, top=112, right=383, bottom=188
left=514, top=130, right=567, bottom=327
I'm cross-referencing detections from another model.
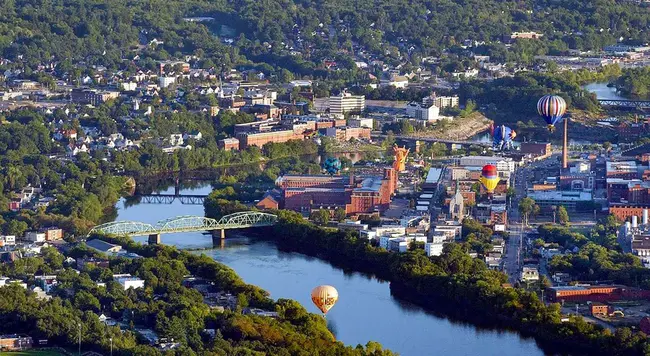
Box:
left=557, top=206, right=570, bottom=225
left=603, top=142, right=612, bottom=152
left=518, top=197, right=536, bottom=226
left=5, top=220, right=28, bottom=236
left=310, top=210, right=330, bottom=225
left=334, top=208, right=347, bottom=222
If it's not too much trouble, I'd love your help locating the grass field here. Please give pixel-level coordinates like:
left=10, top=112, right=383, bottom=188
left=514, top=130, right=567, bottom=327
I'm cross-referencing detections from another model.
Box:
left=1, top=351, right=67, bottom=356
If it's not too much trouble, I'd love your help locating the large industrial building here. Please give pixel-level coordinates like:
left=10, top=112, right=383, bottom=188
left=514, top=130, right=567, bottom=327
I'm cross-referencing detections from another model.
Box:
left=257, top=168, right=397, bottom=215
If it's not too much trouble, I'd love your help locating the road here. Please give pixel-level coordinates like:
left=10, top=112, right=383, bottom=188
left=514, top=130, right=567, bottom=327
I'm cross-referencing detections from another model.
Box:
left=504, top=155, right=558, bottom=284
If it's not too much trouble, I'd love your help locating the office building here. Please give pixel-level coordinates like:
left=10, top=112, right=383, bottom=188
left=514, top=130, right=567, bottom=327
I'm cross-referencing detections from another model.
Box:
left=70, top=88, right=119, bottom=106
left=329, top=92, right=365, bottom=116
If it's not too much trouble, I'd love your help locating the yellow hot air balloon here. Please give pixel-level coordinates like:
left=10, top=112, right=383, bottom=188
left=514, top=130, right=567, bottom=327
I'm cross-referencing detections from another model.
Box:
left=479, top=164, right=500, bottom=194
left=311, top=285, right=338, bottom=315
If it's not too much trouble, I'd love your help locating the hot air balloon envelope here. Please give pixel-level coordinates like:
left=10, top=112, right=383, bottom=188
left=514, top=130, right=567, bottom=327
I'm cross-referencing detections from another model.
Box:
left=537, top=95, right=567, bottom=132
left=322, top=157, right=342, bottom=176
left=311, top=285, right=339, bottom=315
left=492, top=125, right=516, bottom=151
left=479, top=164, right=500, bottom=193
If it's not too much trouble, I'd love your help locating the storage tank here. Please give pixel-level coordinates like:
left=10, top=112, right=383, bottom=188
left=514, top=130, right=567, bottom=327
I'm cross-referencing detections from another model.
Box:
left=625, top=221, right=632, bottom=236
left=643, top=209, right=649, bottom=226
left=632, top=216, right=638, bottom=229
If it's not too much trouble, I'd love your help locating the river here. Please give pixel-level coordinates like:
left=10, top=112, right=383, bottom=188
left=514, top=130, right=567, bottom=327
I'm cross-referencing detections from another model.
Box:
left=583, top=82, right=629, bottom=100
left=116, top=184, right=545, bottom=356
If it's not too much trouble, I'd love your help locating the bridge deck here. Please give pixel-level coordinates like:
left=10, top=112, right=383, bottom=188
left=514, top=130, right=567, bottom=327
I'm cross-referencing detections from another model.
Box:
left=87, top=212, right=277, bottom=237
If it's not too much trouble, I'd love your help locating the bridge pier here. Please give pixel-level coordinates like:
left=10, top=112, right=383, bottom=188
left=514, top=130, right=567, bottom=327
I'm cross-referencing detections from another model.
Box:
left=148, top=233, right=161, bottom=245
left=211, top=229, right=225, bottom=245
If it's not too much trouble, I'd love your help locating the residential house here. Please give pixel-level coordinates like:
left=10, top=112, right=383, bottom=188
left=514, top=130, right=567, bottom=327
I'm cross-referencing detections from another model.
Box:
left=25, top=231, right=45, bottom=243
left=114, top=274, right=145, bottom=289
left=34, top=275, right=57, bottom=293
left=86, top=239, right=122, bottom=254
left=520, top=265, right=540, bottom=282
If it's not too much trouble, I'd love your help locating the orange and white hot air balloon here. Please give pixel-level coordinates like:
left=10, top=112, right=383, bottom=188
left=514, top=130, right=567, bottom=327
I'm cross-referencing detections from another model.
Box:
left=311, top=285, right=338, bottom=315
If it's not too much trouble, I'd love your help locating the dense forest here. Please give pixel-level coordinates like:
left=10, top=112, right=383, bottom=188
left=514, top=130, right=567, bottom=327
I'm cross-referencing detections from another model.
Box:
left=1, top=0, right=649, bottom=76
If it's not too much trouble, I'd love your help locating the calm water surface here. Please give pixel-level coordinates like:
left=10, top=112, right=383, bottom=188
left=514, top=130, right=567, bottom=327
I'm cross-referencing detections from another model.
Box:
left=583, top=82, right=629, bottom=100
left=117, top=185, right=545, bottom=356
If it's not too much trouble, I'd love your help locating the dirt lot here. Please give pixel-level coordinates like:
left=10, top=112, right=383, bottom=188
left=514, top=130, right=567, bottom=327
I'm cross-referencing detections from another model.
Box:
left=406, top=112, right=493, bottom=140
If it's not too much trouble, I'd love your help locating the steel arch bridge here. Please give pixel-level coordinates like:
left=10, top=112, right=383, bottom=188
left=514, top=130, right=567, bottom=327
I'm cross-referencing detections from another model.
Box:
left=87, top=211, right=277, bottom=237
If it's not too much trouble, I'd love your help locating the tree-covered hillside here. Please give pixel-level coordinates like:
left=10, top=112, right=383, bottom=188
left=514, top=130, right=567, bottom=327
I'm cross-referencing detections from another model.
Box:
left=0, top=0, right=649, bottom=73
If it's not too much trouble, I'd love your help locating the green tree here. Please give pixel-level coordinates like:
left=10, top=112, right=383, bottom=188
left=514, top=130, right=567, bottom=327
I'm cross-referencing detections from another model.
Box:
left=310, top=210, right=330, bottom=225
left=5, top=220, right=28, bottom=236
left=518, top=197, right=536, bottom=226
left=333, top=208, right=347, bottom=222
left=557, top=205, right=570, bottom=225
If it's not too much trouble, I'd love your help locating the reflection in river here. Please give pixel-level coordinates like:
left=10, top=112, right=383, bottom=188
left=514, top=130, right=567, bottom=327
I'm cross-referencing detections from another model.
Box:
left=115, top=185, right=544, bottom=356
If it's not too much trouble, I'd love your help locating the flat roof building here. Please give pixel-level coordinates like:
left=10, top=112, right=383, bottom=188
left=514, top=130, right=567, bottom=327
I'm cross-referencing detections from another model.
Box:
left=329, top=92, right=365, bottom=117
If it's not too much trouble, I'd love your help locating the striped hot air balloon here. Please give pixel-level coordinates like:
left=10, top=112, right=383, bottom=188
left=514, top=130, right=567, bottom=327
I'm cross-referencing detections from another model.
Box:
left=479, top=164, right=500, bottom=194
left=537, top=95, right=567, bottom=132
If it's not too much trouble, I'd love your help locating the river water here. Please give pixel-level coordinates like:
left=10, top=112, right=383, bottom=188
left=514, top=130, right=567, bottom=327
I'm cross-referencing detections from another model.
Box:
left=117, top=184, right=545, bottom=356
left=583, top=82, right=629, bottom=100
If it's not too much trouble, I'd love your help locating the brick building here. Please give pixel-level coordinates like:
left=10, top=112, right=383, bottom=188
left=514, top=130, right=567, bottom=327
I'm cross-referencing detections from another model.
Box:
left=324, top=127, right=371, bottom=141
left=0, top=334, right=33, bottom=351
left=236, top=129, right=303, bottom=149
left=610, top=205, right=650, bottom=222
left=70, top=88, right=119, bottom=106
left=218, top=138, right=240, bottom=151
left=272, top=168, right=397, bottom=215
left=607, top=179, right=650, bottom=204
left=520, top=142, right=552, bottom=160
left=546, top=285, right=650, bottom=303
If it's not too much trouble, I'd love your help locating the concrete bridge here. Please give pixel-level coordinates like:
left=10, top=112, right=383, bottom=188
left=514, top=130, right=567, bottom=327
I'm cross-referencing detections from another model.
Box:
left=87, top=211, right=277, bottom=244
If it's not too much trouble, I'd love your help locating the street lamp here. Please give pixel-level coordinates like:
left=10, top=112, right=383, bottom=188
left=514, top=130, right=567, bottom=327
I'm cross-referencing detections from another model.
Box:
left=110, top=337, right=113, bottom=356
left=78, top=322, right=81, bottom=355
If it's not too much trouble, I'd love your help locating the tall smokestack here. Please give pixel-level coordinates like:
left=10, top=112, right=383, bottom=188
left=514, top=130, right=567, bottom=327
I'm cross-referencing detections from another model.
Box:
left=562, top=117, right=568, bottom=169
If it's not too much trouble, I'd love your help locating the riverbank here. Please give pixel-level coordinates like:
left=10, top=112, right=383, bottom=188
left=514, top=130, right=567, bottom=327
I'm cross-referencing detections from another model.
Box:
left=255, top=210, right=649, bottom=356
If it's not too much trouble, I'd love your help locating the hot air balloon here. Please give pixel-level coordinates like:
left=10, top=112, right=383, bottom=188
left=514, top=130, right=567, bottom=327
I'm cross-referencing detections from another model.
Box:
left=322, top=157, right=342, bottom=176
left=311, top=285, right=338, bottom=315
left=492, top=125, right=517, bottom=151
left=479, top=164, right=500, bottom=194
left=537, top=95, right=567, bottom=132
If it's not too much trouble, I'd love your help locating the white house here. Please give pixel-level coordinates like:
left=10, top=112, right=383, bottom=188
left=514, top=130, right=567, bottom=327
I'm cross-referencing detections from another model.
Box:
left=520, top=265, right=540, bottom=282
left=169, top=134, right=184, bottom=146
left=114, top=274, right=145, bottom=289
left=25, top=231, right=46, bottom=243
left=1, top=235, right=16, bottom=246
left=159, top=76, right=176, bottom=88
left=425, top=242, right=445, bottom=257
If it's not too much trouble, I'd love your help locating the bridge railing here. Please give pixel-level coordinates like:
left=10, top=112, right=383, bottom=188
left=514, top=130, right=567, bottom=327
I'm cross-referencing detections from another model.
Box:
left=87, top=211, right=278, bottom=237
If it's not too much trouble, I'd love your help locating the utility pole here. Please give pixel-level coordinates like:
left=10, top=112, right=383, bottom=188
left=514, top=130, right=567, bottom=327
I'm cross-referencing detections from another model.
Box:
left=110, top=337, right=113, bottom=356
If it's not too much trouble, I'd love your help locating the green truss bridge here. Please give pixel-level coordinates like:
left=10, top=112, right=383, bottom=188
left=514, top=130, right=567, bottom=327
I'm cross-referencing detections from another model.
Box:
left=87, top=211, right=277, bottom=244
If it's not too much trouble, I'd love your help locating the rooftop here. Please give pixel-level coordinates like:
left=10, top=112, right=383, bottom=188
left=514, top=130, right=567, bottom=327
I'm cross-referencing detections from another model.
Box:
left=86, top=239, right=121, bottom=253
left=527, top=190, right=592, bottom=201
